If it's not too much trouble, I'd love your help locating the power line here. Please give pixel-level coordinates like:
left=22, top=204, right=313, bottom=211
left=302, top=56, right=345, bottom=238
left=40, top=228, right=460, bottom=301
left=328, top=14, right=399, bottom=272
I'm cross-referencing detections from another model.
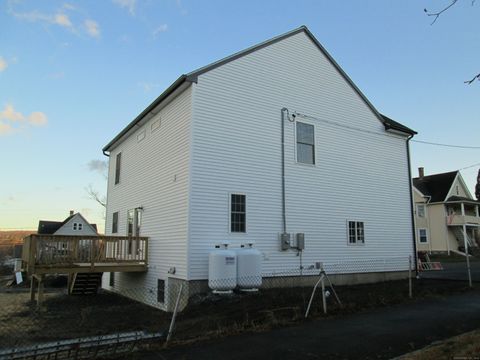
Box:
left=411, top=140, right=480, bottom=149
left=459, top=162, right=480, bottom=171
left=290, top=110, right=480, bottom=150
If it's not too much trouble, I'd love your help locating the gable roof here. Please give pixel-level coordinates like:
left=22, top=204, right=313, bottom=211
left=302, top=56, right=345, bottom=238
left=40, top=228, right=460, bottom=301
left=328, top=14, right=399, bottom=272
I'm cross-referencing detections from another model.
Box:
left=413, top=171, right=458, bottom=203
left=38, top=220, right=64, bottom=234
left=103, top=26, right=416, bottom=152
left=37, top=213, right=98, bottom=235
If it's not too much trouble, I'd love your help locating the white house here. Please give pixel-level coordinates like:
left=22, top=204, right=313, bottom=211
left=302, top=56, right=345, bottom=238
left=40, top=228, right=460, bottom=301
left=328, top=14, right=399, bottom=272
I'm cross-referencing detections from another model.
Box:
left=101, top=26, right=417, bottom=309
left=37, top=211, right=98, bottom=236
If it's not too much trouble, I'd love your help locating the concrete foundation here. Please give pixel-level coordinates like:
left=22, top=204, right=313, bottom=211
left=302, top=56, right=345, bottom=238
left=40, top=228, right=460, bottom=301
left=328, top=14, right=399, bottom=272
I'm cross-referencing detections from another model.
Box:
left=163, top=270, right=410, bottom=312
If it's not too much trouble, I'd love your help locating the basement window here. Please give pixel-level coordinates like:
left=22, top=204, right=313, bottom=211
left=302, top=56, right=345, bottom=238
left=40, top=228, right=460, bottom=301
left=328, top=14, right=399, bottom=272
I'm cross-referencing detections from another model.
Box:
left=115, top=152, right=122, bottom=185
left=157, top=279, right=165, bottom=303
left=419, top=229, right=428, bottom=243
left=230, top=194, right=246, bottom=233
left=296, top=122, right=315, bottom=165
left=348, top=221, right=365, bottom=245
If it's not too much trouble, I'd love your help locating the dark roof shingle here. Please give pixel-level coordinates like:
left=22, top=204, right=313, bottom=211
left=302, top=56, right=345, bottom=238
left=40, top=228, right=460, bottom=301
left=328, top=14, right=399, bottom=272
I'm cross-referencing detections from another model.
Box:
left=413, top=171, right=458, bottom=202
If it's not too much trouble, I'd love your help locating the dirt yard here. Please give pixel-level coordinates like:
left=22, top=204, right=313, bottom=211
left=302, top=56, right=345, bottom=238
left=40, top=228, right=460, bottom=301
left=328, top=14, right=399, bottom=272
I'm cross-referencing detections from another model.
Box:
left=0, top=277, right=474, bottom=350
left=397, top=329, right=480, bottom=359
left=0, top=289, right=170, bottom=348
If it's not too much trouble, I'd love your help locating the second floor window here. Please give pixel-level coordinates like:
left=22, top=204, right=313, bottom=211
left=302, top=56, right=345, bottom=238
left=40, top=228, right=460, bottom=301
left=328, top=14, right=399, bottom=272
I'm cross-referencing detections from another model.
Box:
left=115, top=152, right=121, bottom=185
left=417, top=204, right=426, bottom=218
left=296, top=122, right=315, bottom=165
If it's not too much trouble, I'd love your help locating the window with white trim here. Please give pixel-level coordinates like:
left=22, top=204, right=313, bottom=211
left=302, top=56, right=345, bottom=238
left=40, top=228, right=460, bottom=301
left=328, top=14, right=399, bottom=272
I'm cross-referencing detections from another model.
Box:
left=418, top=228, right=428, bottom=243
left=72, top=222, right=83, bottom=231
left=230, top=194, right=246, bottom=233
left=296, top=122, right=315, bottom=164
left=112, top=212, right=118, bottom=233
left=348, top=221, right=365, bottom=244
left=417, top=204, right=426, bottom=218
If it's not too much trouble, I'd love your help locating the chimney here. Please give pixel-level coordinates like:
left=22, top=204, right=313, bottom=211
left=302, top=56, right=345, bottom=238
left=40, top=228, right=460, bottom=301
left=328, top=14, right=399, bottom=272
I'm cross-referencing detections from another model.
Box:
left=418, top=167, right=424, bottom=179
left=70, top=210, right=74, bottom=216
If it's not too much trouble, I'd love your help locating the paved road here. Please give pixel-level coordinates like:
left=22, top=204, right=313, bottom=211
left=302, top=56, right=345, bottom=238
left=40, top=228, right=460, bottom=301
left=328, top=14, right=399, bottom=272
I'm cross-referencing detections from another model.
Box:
left=141, top=291, right=480, bottom=360
left=420, top=261, right=480, bottom=282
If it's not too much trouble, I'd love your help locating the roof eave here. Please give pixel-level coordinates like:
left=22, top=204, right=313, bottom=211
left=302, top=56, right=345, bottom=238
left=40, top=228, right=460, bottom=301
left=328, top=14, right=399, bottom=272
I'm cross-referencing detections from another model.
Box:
left=103, top=75, right=190, bottom=152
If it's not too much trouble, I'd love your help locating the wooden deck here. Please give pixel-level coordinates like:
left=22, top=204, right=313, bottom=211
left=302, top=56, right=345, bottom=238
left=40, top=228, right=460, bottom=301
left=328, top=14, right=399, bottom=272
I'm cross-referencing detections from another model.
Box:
left=22, top=234, right=149, bottom=275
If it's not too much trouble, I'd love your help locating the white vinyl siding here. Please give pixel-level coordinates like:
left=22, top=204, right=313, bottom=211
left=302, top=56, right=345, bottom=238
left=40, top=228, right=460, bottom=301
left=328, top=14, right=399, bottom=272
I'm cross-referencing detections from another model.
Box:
left=188, top=31, right=413, bottom=279
left=103, top=86, right=192, bottom=302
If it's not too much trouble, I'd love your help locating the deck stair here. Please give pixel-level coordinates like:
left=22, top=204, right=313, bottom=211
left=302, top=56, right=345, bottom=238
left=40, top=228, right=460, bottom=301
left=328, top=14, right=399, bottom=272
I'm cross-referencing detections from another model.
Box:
left=69, top=272, right=103, bottom=295
left=451, top=227, right=475, bottom=249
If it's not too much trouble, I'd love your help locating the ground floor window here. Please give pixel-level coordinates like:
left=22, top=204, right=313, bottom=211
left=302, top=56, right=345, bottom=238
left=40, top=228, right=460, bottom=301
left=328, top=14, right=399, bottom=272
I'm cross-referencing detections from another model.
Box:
left=230, top=194, right=246, bottom=233
left=418, top=228, right=428, bottom=243
left=348, top=221, right=365, bottom=244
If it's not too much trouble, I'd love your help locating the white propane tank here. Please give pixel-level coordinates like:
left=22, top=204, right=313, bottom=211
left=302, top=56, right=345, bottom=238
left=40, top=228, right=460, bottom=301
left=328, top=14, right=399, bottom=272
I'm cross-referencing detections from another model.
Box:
left=208, top=243, right=237, bottom=293
left=236, top=242, right=262, bottom=291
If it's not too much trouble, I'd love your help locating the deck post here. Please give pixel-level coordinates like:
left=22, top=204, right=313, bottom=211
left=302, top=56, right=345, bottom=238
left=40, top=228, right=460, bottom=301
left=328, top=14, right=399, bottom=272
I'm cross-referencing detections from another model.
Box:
left=408, top=256, right=412, bottom=298
left=37, top=275, right=45, bottom=306
left=30, top=275, right=37, bottom=301
left=463, top=224, right=472, bottom=287
left=90, top=239, right=95, bottom=270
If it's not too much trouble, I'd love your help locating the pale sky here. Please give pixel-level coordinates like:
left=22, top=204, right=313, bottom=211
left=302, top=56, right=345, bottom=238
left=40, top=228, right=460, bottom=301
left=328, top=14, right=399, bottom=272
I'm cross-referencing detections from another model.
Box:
left=1, top=0, right=479, bottom=233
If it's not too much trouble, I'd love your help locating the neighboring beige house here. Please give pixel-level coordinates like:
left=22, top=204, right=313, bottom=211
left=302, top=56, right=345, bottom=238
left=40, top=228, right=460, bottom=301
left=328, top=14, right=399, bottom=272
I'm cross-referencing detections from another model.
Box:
left=413, top=168, right=480, bottom=254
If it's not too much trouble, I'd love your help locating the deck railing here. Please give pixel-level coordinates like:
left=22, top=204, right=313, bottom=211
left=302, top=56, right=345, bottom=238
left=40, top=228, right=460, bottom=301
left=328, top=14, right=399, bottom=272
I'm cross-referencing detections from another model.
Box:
left=22, top=235, right=148, bottom=273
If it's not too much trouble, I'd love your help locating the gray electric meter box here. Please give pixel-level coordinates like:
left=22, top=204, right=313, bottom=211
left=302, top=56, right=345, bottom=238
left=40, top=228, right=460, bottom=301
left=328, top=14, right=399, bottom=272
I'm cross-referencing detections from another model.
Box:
left=296, top=233, right=305, bottom=250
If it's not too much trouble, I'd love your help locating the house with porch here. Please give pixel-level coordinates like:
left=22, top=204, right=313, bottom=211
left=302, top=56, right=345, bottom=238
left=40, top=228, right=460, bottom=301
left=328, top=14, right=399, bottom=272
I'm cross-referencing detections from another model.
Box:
left=413, top=167, right=480, bottom=254
left=22, top=211, right=148, bottom=303
left=101, top=26, right=417, bottom=311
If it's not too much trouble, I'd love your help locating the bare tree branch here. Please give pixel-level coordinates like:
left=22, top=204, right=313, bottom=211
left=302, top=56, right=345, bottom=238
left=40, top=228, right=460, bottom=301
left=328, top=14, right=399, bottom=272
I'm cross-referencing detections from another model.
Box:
left=85, top=184, right=106, bottom=208
left=464, top=73, right=480, bottom=84
left=424, top=0, right=458, bottom=25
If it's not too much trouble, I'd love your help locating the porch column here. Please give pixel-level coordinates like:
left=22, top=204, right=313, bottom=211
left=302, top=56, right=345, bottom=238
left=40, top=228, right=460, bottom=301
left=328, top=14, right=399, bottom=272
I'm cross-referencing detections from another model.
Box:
left=463, top=223, right=472, bottom=287
left=461, top=203, right=465, bottom=216
left=476, top=205, right=479, bottom=218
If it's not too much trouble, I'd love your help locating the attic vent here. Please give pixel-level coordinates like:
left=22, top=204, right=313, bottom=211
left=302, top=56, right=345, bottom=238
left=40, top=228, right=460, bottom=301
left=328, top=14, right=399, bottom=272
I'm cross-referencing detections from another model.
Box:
left=151, top=118, right=161, bottom=132
left=157, top=279, right=165, bottom=303
left=137, top=130, right=146, bottom=142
